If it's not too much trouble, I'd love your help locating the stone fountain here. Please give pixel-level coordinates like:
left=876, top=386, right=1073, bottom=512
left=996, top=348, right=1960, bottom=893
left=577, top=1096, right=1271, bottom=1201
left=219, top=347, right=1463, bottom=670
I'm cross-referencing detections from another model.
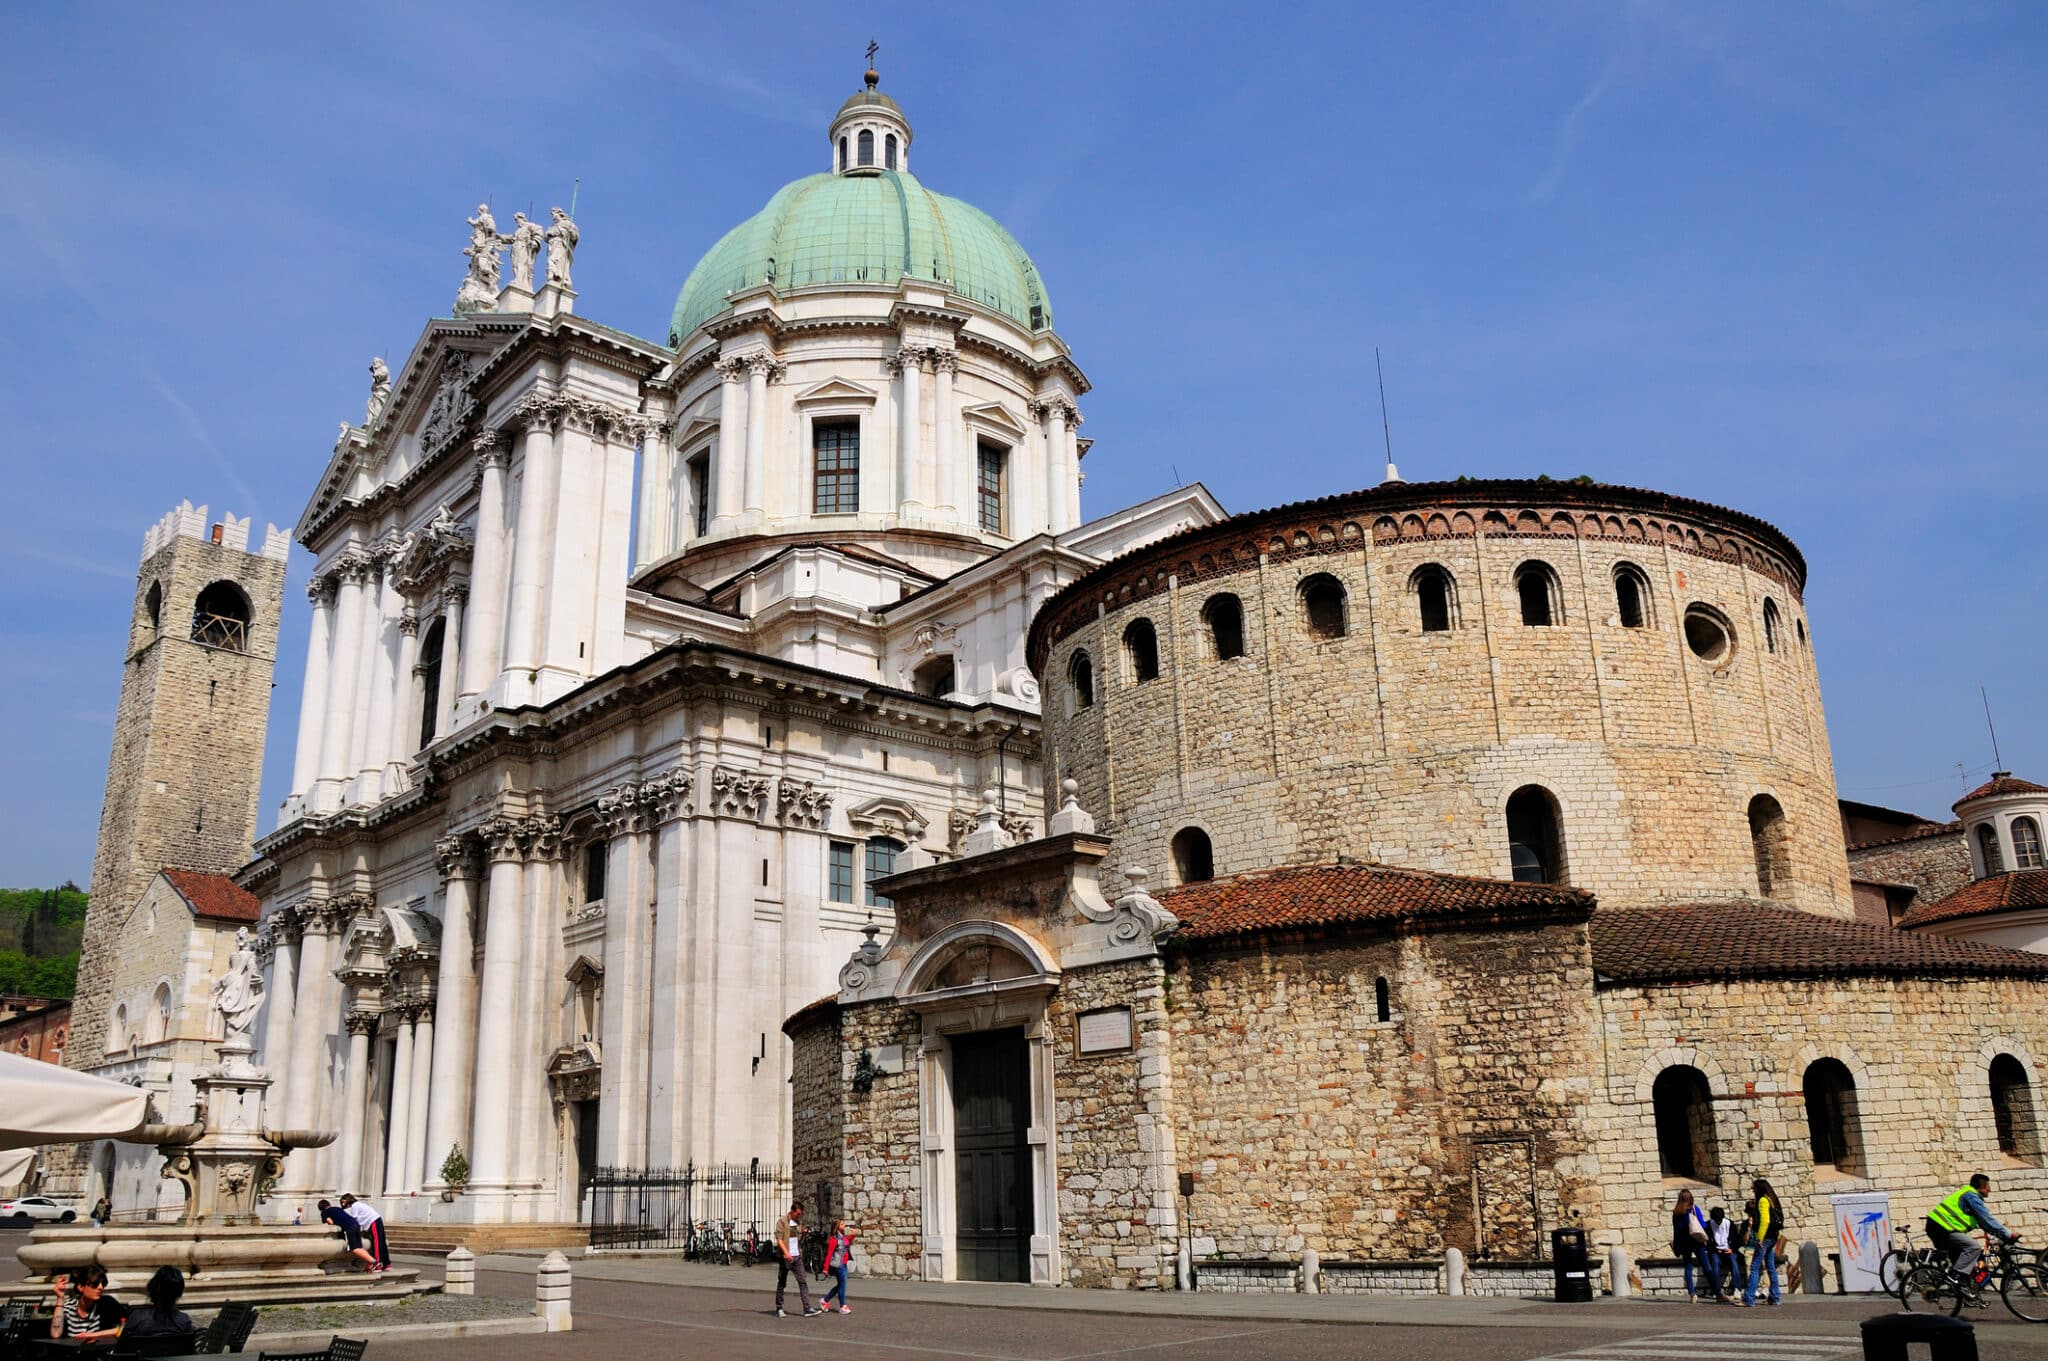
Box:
left=6, top=930, right=433, bottom=1306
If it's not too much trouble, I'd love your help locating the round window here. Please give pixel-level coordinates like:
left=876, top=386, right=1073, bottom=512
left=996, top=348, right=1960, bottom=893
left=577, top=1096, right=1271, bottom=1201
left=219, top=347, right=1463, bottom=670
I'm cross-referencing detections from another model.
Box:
left=1683, top=606, right=1733, bottom=663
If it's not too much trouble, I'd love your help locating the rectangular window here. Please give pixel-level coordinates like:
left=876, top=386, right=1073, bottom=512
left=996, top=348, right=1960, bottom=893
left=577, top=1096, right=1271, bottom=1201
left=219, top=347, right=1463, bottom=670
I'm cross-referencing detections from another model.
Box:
left=977, top=442, right=1006, bottom=533
left=827, top=840, right=856, bottom=904
left=864, top=838, right=901, bottom=908
left=583, top=840, right=607, bottom=904
left=814, top=420, right=860, bottom=514
left=689, top=452, right=710, bottom=537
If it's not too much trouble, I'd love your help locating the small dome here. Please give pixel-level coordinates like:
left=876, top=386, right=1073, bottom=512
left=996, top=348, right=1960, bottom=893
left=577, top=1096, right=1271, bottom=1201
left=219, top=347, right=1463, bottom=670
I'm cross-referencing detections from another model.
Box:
left=669, top=170, right=1054, bottom=345
left=836, top=88, right=906, bottom=121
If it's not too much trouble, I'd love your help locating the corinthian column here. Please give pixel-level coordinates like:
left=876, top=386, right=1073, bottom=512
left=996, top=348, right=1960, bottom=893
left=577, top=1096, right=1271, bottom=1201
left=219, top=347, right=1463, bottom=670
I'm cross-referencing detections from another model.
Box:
left=434, top=587, right=465, bottom=739
left=382, top=1008, right=417, bottom=1195
left=1042, top=399, right=1073, bottom=535
left=423, top=837, right=478, bottom=1195
left=459, top=434, right=509, bottom=701
left=354, top=554, right=398, bottom=796
left=896, top=346, right=922, bottom=517
left=404, top=1002, right=435, bottom=1192
left=467, top=819, right=530, bottom=1199
left=337, top=1012, right=376, bottom=1194
left=384, top=608, right=420, bottom=779
left=932, top=349, right=958, bottom=521
left=713, top=358, right=745, bottom=531
left=502, top=397, right=563, bottom=697
left=256, top=920, right=296, bottom=1079
left=315, top=555, right=370, bottom=809
left=742, top=354, right=778, bottom=522
left=290, top=577, right=336, bottom=799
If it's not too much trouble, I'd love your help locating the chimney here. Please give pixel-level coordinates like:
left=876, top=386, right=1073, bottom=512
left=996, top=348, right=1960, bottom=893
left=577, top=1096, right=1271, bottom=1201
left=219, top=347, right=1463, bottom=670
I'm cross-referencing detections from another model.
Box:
left=210, top=523, right=224, bottom=545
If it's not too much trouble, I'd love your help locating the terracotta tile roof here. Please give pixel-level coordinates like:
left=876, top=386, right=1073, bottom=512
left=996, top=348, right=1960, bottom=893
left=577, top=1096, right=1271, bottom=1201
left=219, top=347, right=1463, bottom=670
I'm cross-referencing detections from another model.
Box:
left=782, top=992, right=841, bottom=1036
left=1589, top=900, right=2048, bottom=985
left=1956, top=775, right=2048, bottom=809
left=1897, top=871, right=2048, bottom=930
left=1846, top=819, right=1963, bottom=852
left=1158, top=862, right=1593, bottom=944
left=161, top=868, right=262, bottom=923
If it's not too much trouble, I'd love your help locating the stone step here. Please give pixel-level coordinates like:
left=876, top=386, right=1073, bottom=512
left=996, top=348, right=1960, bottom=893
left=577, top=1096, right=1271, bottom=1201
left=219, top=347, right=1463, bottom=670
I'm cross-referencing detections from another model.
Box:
left=0, top=1267, right=432, bottom=1309
left=385, top=1223, right=590, bottom=1256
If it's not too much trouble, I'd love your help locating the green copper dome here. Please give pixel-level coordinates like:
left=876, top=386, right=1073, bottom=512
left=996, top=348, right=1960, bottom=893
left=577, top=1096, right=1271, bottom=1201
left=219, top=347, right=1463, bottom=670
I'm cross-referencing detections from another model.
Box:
left=669, top=170, right=1054, bottom=346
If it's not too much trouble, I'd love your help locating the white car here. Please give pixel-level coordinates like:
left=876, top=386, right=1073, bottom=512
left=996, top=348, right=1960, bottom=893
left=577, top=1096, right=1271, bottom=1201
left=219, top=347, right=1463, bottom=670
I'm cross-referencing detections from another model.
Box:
left=0, top=1196, right=76, bottom=1225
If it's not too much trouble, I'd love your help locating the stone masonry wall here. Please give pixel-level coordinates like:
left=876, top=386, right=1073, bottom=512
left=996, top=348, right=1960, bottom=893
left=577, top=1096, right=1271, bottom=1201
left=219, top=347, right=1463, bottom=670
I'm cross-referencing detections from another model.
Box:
left=1040, top=494, right=1848, bottom=920
left=1167, top=918, right=1605, bottom=1263
left=832, top=998, right=925, bottom=1278
left=788, top=1004, right=843, bottom=1222
left=1848, top=829, right=1972, bottom=907
left=1592, top=974, right=2048, bottom=1259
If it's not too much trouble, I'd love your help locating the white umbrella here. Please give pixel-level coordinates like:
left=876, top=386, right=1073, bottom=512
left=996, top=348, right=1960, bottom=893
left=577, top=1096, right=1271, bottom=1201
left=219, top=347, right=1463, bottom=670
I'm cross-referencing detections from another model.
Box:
left=0, top=1146, right=34, bottom=1185
left=0, top=1052, right=149, bottom=1149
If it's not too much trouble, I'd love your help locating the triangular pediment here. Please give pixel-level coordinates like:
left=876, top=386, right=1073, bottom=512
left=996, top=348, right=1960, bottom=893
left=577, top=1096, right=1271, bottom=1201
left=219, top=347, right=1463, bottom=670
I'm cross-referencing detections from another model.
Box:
left=791, top=377, right=879, bottom=405
left=961, top=402, right=1031, bottom=439
left=677, top=415, right=720, bottom=447
left=846, top=796, right=930, bottom=839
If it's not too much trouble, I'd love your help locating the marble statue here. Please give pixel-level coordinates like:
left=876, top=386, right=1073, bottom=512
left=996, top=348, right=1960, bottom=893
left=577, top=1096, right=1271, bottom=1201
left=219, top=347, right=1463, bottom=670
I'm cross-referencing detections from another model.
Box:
left=365, top=358, right=391, bottom=426
left=456, top=203, right=502, bottom=312
left=544, top=206, right=579, bottom=288
left=505, top=212, right=545, bottom=292
left=211, top=926, right=264, bottom=1046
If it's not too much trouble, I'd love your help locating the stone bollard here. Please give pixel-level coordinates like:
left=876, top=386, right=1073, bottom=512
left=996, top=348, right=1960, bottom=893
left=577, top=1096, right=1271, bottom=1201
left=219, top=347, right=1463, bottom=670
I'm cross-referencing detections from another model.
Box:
left=444, top=1245, right=475, bottom=1295
left=1445, top=1246, right=1465, bottom=1296
left=1607, top=1246, right=1631, bottom=1298
left=1301, top=1247, right=1320, bottom=1295
left=535, top=1250, right=572, bottom=1332
left=1798, top=1240, right=1824, bottom=1295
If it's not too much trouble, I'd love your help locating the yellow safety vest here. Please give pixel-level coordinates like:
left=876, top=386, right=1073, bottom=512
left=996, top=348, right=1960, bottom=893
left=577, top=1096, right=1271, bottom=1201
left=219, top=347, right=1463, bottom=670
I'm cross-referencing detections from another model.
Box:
left=1929, top=1186, right=1979, bottom=1233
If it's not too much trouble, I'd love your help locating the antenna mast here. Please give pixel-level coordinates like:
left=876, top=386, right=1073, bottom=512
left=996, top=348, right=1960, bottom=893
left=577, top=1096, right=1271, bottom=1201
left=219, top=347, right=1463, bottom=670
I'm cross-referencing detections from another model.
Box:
left=1375, top=347, right=1401, bottom=484
left=1982, top=685, right=2005, bottom=770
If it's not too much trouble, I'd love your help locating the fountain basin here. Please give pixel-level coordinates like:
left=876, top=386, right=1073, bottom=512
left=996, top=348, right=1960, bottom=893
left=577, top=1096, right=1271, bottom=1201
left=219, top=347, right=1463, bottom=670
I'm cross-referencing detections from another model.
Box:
left=6, top=1224, right=432, bottom=1306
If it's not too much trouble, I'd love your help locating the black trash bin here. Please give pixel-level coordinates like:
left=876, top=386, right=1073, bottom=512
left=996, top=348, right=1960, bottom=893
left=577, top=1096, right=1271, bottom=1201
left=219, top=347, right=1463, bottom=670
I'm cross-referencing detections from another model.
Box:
left=1551, top=1227, right=1593, bottom=1302
left=1859, top=1313, right=1976, bottom=1361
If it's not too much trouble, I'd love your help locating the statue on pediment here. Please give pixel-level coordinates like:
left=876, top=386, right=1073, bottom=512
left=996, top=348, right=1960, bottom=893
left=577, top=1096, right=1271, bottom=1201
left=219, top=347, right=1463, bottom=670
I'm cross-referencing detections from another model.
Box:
left=505, top=212, right=544, bottom=292
left=456, top=203, right=502, bottom=313
left=544, top=206, right=579, bottom=288
left=365, top=358, right=391, bottom=426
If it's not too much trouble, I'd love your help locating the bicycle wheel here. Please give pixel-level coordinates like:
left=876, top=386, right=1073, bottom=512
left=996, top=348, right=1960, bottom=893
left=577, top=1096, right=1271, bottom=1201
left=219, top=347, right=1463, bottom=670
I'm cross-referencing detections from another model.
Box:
left=2001, top=1257, right=2048, bottom=1322
left=1879, top=1249, right=1908, bottom=1297
left=1899, top=1263, right=1965, bottom=1316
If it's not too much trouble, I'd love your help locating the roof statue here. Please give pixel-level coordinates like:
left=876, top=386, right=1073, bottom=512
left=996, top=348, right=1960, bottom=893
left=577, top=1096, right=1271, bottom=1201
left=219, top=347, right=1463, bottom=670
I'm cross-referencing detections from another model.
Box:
left=545, top=206, right=579, bottom=289
left=456, top=203, right=502, bottom=313
left=505, top=211, right=544, bottom=292
left=365, top=357, right=391, bottom=427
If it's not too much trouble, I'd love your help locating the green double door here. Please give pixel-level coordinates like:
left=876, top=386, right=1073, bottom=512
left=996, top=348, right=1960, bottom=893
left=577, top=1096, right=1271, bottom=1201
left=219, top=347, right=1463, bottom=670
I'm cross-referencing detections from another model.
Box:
left=951, top=1028, right=1032, bottom=1283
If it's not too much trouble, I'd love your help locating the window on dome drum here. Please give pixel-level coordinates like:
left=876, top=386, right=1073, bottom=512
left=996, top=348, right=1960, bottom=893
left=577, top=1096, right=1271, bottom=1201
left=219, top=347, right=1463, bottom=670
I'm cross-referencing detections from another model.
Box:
left=1683, top=605, right=1734, bottom=664
left=417, top=617, right=446, bottom=749
left=142, top=580, right=162, bottom=634
left=2011, top=817, right=2045, bottom=871
left=828, top=840, right=856, bottom=904
left=1506, top=785, right=1565, bottom=885
left=1652, top=1066, right=1719, bottom=1182
left=1803, top=1058, right=1861, bottom=1172
left=858, top=129, right=874, bottom=166
left=1068, top=651, right=1095, bottom=711
left=1124, top=618, right=1160, bottom=683
left=813, top=419, right=860, bottom=514
left=1412, top=565, right=1455, bottom=633
left=913, top=656, right=955, bottom=698
left=1614, top=564, right=1651, bottom=629
left=1991, top=1054, right=2040, bottom=1161
left=1203, top=593, right=1245, bottom=660
left=1515, top=561, right=1559, bottom=626
left=885, top=133, right=898, bottom=170
left=865, top=837, right=902, bottom=908
left=583, top=839, right=607, bottom=904
left=191, top=580, right=252, bottom=652
left=1171, top=827, right=1213, bottom=885
left=1979, top=822, right=2006, bottom=877
left=1301, top=573, right=1348, bottom=638
left=838, top=136, right=848, bottom=173
left=689, top=453, right=710, bottom=537
left=1748, top=794, right=1788, bottom=898
left=977, top=441, right=1006, bottom=533
left=1763, top=598, right=1782, bottom=653
left=1374, top=976, right=1391, bottom=1023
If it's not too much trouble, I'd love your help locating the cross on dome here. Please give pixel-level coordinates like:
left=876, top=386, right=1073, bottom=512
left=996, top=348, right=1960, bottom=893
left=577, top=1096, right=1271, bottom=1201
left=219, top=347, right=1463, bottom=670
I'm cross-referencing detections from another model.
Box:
left=830, top=59, right=911, bottom=176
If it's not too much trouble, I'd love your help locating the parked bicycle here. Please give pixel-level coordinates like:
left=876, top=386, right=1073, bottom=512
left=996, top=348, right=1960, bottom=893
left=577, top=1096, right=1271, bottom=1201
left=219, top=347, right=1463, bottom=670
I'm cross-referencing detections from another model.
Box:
left=1878, top=1231, right=1943, bottom=1296
left=1899, top=1238, right=2048, bottom=1320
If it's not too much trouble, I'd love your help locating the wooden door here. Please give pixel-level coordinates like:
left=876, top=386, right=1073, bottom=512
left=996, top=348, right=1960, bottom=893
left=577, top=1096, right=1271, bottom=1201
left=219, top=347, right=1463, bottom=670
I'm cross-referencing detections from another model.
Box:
left=950, top=1029, right=1031, bottom=1282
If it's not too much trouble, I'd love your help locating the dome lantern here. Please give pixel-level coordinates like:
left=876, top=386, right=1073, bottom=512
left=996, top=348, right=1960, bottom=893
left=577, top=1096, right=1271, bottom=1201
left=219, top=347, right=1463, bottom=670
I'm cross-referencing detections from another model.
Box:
left=829, top=66, right=911, bottom=176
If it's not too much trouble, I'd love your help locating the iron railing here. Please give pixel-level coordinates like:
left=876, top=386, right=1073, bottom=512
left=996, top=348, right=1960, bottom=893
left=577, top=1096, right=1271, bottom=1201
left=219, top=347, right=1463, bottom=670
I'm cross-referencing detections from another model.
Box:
left=585, top=1163, right=793, bottom=1251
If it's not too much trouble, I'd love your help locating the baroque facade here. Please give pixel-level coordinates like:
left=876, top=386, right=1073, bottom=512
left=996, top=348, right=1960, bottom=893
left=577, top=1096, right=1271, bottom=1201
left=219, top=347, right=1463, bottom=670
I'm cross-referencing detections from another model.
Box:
left=245, top=71, right=1222, bottom=1224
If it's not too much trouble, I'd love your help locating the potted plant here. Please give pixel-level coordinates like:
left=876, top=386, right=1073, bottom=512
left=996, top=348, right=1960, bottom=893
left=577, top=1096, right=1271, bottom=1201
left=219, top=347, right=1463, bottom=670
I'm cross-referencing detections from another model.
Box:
left=439, top=1143, right=470, bottom=1201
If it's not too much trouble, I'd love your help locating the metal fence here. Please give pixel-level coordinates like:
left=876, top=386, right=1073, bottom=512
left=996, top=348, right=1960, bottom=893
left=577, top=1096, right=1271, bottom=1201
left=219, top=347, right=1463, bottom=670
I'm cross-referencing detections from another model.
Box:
left=586, top=1163, right=795, bottom=1251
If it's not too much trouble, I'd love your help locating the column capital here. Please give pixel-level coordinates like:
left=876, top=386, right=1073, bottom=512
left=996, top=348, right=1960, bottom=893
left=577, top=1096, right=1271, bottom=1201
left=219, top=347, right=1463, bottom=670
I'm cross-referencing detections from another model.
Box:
left=435, top=833, right=478, bottom=881
left=714, top=355, right=748, bottom=383
left=930, top=347, right=959, bottom=376
left=777, top=777, right=833, bottom=829
left=396, top=608, right=420, bottom=637
left=647, top=767, right=695, bottom=823
left=710, top=766, right=771, bottom=821
left=475, top=429, right=511, bottom=470
left=345, top=1010, right=381, bottom=1037
left=737, top=351, right=785, bottom=382
left=479, top=812, right=563, bottom=861
left=1032, top=396, right=1079, bottom=426
left=307, top=575, right=339, bottom=607
left=335, top=548, right=377, bottom=583
left=441, top=579, right=470, bottom=606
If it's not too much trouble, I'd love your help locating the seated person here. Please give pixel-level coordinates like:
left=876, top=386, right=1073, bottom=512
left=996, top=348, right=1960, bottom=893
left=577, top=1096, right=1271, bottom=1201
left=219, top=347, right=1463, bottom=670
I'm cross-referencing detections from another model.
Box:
left=116, top=1266, right=195, bottom=1353
left=317, top=1197, right=377, bottom=1271
left=50, top=1263, right=127, bottom=1344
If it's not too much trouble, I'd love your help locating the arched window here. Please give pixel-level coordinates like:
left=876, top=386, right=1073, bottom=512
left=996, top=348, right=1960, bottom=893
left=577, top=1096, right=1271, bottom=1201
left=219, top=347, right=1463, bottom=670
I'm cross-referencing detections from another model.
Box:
left=838, top=136, right=848, bottom=172
left=1374, top=976, right=1391, bottom=1023
left=1992, top=1054, right=2039, bottom=1160
left=142, top=581, right=163, bottom=634
left=913, top=656, right=956, bottom=698
left=1763, top=598, right=1782, bottom=653
left=1614, top=564, right=1650, bottom=629
left=1068, top=651, right=1095, bottom=711
left=1506, top=785, right=1565, bottom=885
left=108, top=1005, right=128, bottom=1056
left=1412, top=565, right=1454, bottom=633
left=1203, top=594, right=1245, bottom=660
left=1803, top=1057, right=1860, bottom=1171
left=191, top=580, right=252, bottom=651
left=884, top=133, right=898, bottom=169
left=1171, top=827, right=1213, bottom=884
left=1748, top=794, right=1788, bottom=898
left=1979, top=823, right=2006, bottom=877
left=864, top=836, right=902, bottom=908
left=417, top=617, right=446, bottom=749
left=1301, top=574, right=1348, bottom=639
left=1652, top=1065, right=1719, bottom=1182
left=1515, top=561, right=1559, bottom=626
left=2013, top=818, right=2045, bottom=871
left=857, top=129, right=874, bottom=166
left=145, top=983, right=171, bottom=1046
left=1123, top=618, right=1160, bottom=683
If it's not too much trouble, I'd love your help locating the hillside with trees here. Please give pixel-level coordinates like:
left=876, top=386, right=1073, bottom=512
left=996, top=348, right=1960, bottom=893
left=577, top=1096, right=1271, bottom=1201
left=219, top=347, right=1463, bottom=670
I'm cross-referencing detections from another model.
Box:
left=0, top=884, right=86, bottom=998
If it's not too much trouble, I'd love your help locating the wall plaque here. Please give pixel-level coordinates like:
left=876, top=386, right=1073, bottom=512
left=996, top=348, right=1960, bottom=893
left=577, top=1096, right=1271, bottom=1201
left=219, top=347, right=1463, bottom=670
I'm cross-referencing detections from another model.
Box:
left=1076, top=1006, right=1133, bottom=1055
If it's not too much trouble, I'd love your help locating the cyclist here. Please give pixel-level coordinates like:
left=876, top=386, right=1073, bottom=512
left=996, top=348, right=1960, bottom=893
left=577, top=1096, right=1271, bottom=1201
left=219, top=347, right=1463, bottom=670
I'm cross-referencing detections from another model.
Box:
left=1927, top=1173, right=2020, bottom=1294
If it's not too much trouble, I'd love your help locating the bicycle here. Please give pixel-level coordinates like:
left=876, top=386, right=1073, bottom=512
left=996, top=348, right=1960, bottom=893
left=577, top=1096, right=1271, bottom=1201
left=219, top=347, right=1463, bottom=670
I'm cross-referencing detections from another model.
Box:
left=1878, top=1231, right=1942, bottom=1297
left=1900, top=1238, right=2048, bottom=1320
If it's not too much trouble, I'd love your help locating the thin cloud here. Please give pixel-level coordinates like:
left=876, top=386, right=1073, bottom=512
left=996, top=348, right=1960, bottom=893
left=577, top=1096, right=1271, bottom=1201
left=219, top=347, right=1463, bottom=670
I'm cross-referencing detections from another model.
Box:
left=1527, top=51, right=1624, bottom=203
left=0, top=543, right=135, bottom=582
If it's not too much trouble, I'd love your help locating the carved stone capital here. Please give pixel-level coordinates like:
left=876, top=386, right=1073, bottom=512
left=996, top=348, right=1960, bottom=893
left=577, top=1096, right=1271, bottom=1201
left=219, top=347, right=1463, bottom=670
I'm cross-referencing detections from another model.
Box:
left=478, top=815, right=528, bottom=862
left=930, top=348, right=959, bottom=375
left=777, top=778, right=833, bottom=830
left=647, top=768, right=694, bottom=822
left=396, top=609, right=420, bottom=637
left=345, top=1011, right=381, bottom=1037
left=1032, top=397, right=1080, bottom=427
left=714, top=356, right=749, bottom=383
left=741, top=353, right=785, bottom=382
left=307, top=575, right=339, bottom=608
left=710, top=766, right=771, bottom=821
left=435, top=834, right=476, bottom=881
left=442, top=581, right=469, bottom=606
left=335, top=549, right=377, bottom=584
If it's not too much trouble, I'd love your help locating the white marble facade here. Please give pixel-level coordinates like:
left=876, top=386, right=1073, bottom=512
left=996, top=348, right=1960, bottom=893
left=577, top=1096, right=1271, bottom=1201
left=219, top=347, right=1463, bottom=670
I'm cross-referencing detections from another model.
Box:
left=251, top=75, right=1223, bottom=1223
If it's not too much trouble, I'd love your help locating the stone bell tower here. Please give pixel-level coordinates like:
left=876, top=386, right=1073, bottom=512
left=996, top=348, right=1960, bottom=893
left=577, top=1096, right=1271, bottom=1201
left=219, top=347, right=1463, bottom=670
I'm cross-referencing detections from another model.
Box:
left=68, top=502, right=290, bottom=1068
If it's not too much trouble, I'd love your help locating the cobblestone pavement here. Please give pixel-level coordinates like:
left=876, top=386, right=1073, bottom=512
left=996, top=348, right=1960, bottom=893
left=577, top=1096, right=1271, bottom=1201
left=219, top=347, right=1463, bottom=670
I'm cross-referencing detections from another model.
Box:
left=342, top=1258, right=2048, bottom=1361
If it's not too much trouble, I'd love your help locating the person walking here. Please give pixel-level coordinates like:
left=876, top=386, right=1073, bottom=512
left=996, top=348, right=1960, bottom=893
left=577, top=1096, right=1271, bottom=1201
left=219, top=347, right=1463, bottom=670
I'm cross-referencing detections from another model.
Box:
left=1671, top=1189, right=1717, bottom=1302
left=89, top=1195, right=111, bottom=1227
left=773, top=1200, right=821, bottom=1317
left=1739, top=1178, right=1784, bottom=1306
left=821, top=1218, right=857, bottom=1313
left=1926, top=1173, right=2021, bottom=1300
left=341, top=1194, right=390, bottom=1270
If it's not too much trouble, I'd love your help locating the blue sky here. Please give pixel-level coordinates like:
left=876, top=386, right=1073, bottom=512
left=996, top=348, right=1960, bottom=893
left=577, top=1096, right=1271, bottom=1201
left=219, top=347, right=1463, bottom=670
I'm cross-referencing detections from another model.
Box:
left=1, top=3, right=2042, bottom=886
